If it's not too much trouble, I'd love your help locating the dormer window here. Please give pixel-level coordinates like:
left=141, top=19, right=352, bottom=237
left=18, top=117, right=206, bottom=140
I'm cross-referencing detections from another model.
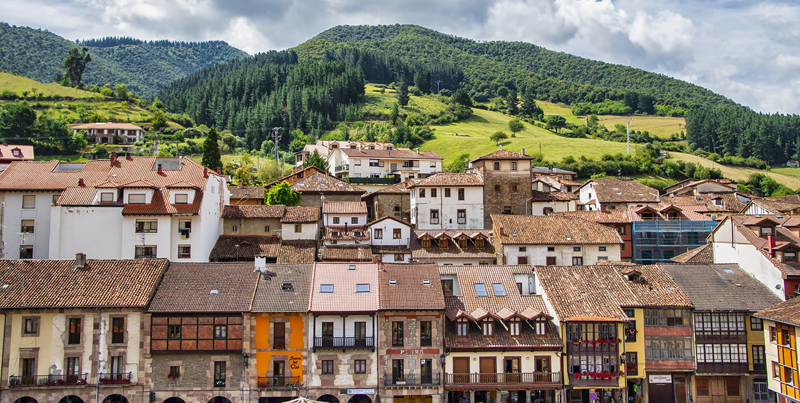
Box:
left=641, top=212, right=656, bottom=220
left=174, top=194, right=188, bottom=204
left=422, top=239, right=432, bottom=249
left=100, top=192, right=114, bottom=202
left=509, top=317, right=520, bottom=336
left=439, top=238, right=449, bottom=249
left=482, top=319, right=494, bottom=336
left=784, top=252, right=797, bottom=263
left=535, top=318, right=547, bottom=335
left=12, top=149, right=20, bottom=157
left=128, top=194, right=146, bottom=204
left=457, top=318, right=468, bottom=337
left=761, top=226, right=774, bottom=237
left=475, top=238, right=485, bottom=249
left=458, top=239, right=468, bottom=249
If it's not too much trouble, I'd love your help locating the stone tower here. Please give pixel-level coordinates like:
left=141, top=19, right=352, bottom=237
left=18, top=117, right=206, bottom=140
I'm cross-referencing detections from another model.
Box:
left=470, top=148, right=534, bottom=228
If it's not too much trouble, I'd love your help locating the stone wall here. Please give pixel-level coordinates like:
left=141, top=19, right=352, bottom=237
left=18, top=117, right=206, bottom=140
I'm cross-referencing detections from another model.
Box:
left=298, top=193, right=362, bottom=209
left=151, top=352, right=243, bottom=401
left=371, top=194, right=409, bottom=222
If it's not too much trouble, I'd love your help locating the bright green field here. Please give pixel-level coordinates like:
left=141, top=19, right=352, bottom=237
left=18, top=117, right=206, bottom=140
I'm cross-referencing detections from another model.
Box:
left=536, top=100, right=585, bottom=125
left=421, top=108, right=630, bottom=163
left=673, top=153, right=800, bottom=189
left=0, top=72, right=102, bottom=98
left=596, top=115, right=685, bottom=138
left=362, top=84, right=449, bottom=118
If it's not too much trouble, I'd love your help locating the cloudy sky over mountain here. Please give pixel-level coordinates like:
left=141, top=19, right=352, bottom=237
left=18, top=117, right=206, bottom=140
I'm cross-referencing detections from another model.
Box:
left=3, top=0, right=798, bottom=114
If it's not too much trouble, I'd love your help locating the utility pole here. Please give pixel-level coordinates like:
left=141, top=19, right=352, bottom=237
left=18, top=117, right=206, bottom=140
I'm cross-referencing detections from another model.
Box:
left=436, top=80, right=441, bottom=94
left=626, top=118, right=632, bottom=155
left=272, top=127, right=283, bottom=174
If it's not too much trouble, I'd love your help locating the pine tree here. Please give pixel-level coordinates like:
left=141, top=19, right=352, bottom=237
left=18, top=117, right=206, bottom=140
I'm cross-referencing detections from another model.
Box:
left=304, top=149, right=329, bottom=171
left=202, top=128, right=222, bottom=171
left=396, top=79, right=410, bottom=107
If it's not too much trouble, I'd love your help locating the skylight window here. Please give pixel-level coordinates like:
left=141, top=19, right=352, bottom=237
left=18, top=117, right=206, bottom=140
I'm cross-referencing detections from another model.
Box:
left=320, top=284, right=334, bottom=293
left=423, top=279, right=431, bottom=285
left=356, top=284, right=370, bottom=293
left=474, top=283, right=488, bottom=297
left=492, top=283, right=506, bottom=296
left=348, top=265, right=356, bottom=270
left=281, top=282, right=294, bottom=292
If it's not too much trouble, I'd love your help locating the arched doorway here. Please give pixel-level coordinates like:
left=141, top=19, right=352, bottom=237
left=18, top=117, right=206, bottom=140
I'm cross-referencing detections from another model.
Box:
left=208, top=398, right=232, bottom=403
left=318, top=395, right=340, bottom=403
left=13, top=398, right=38, bottom=403
left=59, top=397, right=84, bottom=403
left=164, top=399, right=186, bottom=403
left=348, top=395, right=372, bottom=403
left=102, top=395, right=128, bottom=403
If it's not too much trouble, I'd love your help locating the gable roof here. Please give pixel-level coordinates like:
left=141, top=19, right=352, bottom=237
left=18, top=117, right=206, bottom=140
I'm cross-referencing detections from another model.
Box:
left=0, top=144, right=34, bottom=161
left=530, top=190, right=578, bottom=202
left=409, top=172, right=484, bottom=187
left=366, top=215, right=412, bottom=227
left=380, top=263, right=445, bottom=310
left=723, top=215, right=800, bottom=278
left=309, top=263, right=380, bottom=312
left=147, top=262, right=259, bottom=313
left=664, top=264, right=781, bottom=312
left=70, top=122, right=143, bottom=130
left=670, top=244, right=713, bottom=264
left=747, top=196, right=800, bottom=215
left=322, top=201, right=368, bottom=215
left=251, top=264, right=313, bottom=312
left=281, top=206, right=320, bottom=223
left=209, top=236, right=281, bottom=261
left=471, top=149, right=534, bottom=162
left=291, top=172, right=365, bottom=194
left=364, top=179, right=417, bottom=196
left=553, top=209, right=632, bottom=223
left=581, top=177, right=660, bottom=204
left=757, top=296, right=800, bottom=327
left=492, top=214, right=623, bottom=245
left=0, top=259, right=169, bottom=309
left=277, top=241, right=317, bottom=263
left=228, top=185, right=265, bottom=200
left=222, top=205, right=285, bottom=219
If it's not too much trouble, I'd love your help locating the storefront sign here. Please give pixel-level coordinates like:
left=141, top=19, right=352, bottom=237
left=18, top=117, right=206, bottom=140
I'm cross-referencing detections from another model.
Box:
left=346, top=389, right=375, bottom=395
left=649, top=375, right=672, bottom=383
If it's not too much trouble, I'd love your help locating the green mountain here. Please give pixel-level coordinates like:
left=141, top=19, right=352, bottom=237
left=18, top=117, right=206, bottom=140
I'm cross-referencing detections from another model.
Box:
left=0, top=22, right=248, bottom=98
left=298, top=24, right=735, bottom=110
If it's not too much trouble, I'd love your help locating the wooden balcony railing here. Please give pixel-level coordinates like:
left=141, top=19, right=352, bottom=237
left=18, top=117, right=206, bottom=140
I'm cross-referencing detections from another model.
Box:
left=384, top=373, right=440, bottom=386
left=314, top=336, right=374, bottom=350
left=257, top=375, right=300, bottom=389
left=10, top=374, right=88, bottom=387
left=446, top=372, right=560, bottom=386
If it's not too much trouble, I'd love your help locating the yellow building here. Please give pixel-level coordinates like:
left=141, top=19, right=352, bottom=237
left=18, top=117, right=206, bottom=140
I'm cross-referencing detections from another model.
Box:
left=0, top=257, right=168, bottom=403
left=249, top=264, right=312, bottom=402
left=757, top=295, right=800, bottom=403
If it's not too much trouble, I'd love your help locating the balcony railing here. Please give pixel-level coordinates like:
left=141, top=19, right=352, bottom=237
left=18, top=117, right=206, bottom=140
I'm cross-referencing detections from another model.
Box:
left=446, top=372, right=560, bottom=386
left=257, top=376, right=300, bottom=389
left=10, top=374, right=88, bottom=387
left=314, top=336, right=374, bottom=350
left=273, top=336, right=286, bottom=350
left=99, top=372, right=132, bottom=384
left=384, top=373, right=440, bottom=386
left=334, top=164, right=349, bottom=172
left=344, top=176, right=401, bottom=185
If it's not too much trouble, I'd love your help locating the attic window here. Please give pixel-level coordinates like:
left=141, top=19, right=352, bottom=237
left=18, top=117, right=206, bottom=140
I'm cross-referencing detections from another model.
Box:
left=100, top=192, right=114, bottom=202
left=423, top=279, right=431, bottom=285
left=320, top=284, right=334, bottom=293
left=348, top=264, right=356, bottom=270
left=389, top=279, right=397, bottom=285
left=356, top=284, right=370, bottom=293
left=627, top=273, right=641, bottom=282
left=492, top=283, right=506, bottom=297
left=474, top=283, right=488, bottom=297
left=281, top=282, right=294, bottom=292
left=210, top=290, right=219, bottom=295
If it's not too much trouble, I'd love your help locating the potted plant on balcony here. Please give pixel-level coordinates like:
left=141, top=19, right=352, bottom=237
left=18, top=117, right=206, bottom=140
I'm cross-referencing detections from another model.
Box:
left=588, top=371, right=597, bottom=379
left=573, top=372, right=581, bottom=380
left=167, top=373, right=180, bottom=380
left=609, top=338, right=618, bottom=346
left=572, top=339, right=581, bottom=345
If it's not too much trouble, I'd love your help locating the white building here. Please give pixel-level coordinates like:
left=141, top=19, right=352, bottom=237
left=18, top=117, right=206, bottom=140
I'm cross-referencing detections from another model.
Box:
left=328, top=146, right=443, bottom=182
left=70, top=122, right=144, bottom=144
left=296, top=140, right=396, bottom=167
left=491, top=214, right=623, bottom=265
left=367, top=216, right=413, bottom=263
left=577, top=177, right=660, bottom=211
left=0, top=156, right=226, bottom=261
left=280, top=206, right=320, bottom=241
left=530, top=190, right=578, bottom=216
left=410, top=172, right=485, bottom=230
left=411, top=230, right=496, bottom=266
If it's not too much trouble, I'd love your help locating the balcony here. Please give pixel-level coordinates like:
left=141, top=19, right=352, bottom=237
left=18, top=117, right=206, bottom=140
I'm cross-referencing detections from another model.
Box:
left=384, top=373, right=440, bottom=387
left=273, top=336, right=286, bottom=350
left=99, top=372, right=132, bottom=385
left=334, top=164, right=349, bottom=173
left=313, top=336, right=374, bottom=351
left=344, top=176, right=401, bottom=185
left=10, top=374, right=88, bottom=387
left=445, top=372, right=560, bottom=388
left=257, top=375, right=300, bottom=389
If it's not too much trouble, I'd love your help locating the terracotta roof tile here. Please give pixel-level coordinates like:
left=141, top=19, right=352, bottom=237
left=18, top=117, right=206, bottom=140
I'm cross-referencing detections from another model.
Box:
left=147, top=262, right=259, bottom=312
left=209, top=236, right=281, bottom=261
left=411, top=230, right=495, bottom=260
left=379, top=263, right=445, bottom=310
left=228, top=185, right=265, bottom=200
left=670, top=244, right=713, bottom=264
left=0, top=259, right=168, bottom=309
left=251, top=264, right=313, bottom=312
left=277, top=241, right=317, bottom=263
left=364, top=179, right=416, bottom=196
left=222, top=205, right=285, bottom=219
left=664, top=264, right=781, bottom=311
left=471, top=149, right=534, bottom=162
left=70, top=122, right=143, bottom=130
left=757, top=296, right=800, bottom=327
left=291, top=172, right=365, bottom=194
left=281, top=206, right=320, bottom=223
left=309, top=263, right=380, bottom=312
left=553, top=209, right=632, bottom=223
left=319, top=245, right=374, bottom=261
left=531, top=190, right=578, bottom=201
left=120, top=188, right=203, bottom=216
left=728, top=215, right=800, bottom=277
left=750, top=196, right=800, bottom=214
left=581, top=177, right=660, bottom=204
left=322, top=201, right=367, bottom=215
left=492, top=214, right=623, bottom=245
left=0, top=144, right=33, bottom=161
left=409, top=172, right=484, bottom=187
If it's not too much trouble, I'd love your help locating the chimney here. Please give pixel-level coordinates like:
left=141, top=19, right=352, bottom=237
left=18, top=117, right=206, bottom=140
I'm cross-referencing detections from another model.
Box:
left=204, top=167, right=209, bottom=178
left=78, top=178, right=85, bottom=187
left=499, top=144, right=503, bottom=150
left=2, top=142, right=7, bottom=147
left=75, top=253, right=86, bottom=269
left=126, top=153, right=133, bottom=161
left=110, top=154, right=116, bottom=165
left=217, top=168, right=222, bottom=175
left=499, top=226, right=505, bottom=236
left=157, top=164, right=163, bottom=174
left=254, top=256, right=267, bottom=273
left=769, top=235, right=776, bottom=257
left=521, top=148, right=525, bottom=156
left=416, top=148, right=420, bottom=155
left=372, top=255, right=380, bottom=264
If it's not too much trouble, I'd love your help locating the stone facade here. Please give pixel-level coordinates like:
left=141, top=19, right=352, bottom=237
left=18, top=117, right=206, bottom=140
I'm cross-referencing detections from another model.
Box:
left=471, top=159, right=533, bottom=228
left=223, top=217, right=283, bottom=236
left=298, top=193, right=362, bottom=209
left=370, top=193, right=410, bottom=222
left=151, top=353, right=244, bottom=403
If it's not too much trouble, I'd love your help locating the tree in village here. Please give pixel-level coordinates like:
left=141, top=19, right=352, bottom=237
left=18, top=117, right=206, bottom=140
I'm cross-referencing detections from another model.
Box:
left=151, top=110, right=167, bottom=131
left=265, top=181, right=301, bottom=206
left=304, top=149, right=329, bottom=171
left=396, top=79, right=410, bottom=107
left=202, top=128, right=222, bottom=171
left=508, top=118, right=525, bottom=137
left=545, top=115, right=567, bottom=134
left=64, top=47, right=91, bottom=87
left=490, top=131, right=508, bottom=145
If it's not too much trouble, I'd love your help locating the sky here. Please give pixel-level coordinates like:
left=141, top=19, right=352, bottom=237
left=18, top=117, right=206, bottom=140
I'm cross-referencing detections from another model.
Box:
left=2, top=0, right=798, bottom=114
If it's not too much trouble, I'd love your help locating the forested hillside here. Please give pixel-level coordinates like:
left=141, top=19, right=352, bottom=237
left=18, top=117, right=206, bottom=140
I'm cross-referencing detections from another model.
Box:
left=0, top=23, right=247, bottom=97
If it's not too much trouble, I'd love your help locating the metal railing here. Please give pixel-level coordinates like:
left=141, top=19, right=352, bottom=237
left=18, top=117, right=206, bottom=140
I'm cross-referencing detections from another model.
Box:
left=257, top=375, right=300, bottom=389
left=334, top=164, right=349, bottom=172
left=314, top=336, right=374, bottom=349
left=384, top=373, right=440, bottom=386
left=10, top=374, right=88, bottom=387
left=446, top=372, right=560, bottom=386
left=99, top=372, right=132, bottom=384
left=273, top=337, right=286, bottom=349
